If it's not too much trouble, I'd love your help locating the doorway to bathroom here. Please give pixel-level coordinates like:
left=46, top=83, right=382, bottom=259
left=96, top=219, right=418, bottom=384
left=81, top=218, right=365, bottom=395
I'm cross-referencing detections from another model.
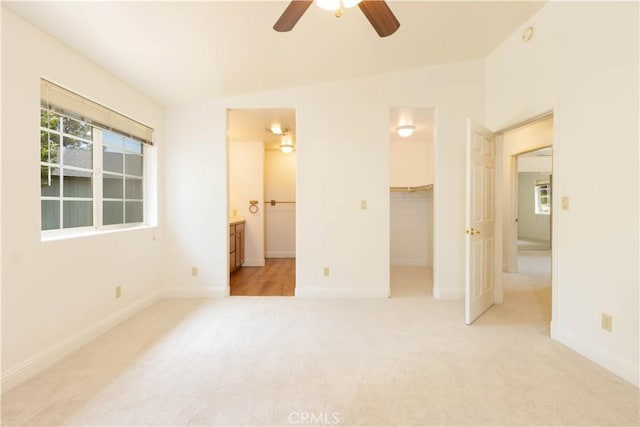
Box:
left=227, top=108, right=297, bottom=296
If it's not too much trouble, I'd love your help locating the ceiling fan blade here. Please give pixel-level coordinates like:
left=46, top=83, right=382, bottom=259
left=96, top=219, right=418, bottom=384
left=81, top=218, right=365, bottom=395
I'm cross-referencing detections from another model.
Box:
left=274, top=0, right=313, bottom=32
left=358, top=0, right=400, bottom=37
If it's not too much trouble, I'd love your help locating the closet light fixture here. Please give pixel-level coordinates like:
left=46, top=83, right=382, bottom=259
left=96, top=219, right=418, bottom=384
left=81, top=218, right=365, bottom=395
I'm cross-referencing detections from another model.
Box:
left=396, top=125, right=416, bottom=138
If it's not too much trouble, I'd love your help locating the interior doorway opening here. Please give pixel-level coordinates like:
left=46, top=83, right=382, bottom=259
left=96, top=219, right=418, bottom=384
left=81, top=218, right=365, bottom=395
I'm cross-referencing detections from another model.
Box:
left=497, top=114, right=554, bottom=325
left=227, top=108, right=297, bottom=296
left=517, top=147, right=552, bottom=251
left=388, top=107, right=435, bottom=297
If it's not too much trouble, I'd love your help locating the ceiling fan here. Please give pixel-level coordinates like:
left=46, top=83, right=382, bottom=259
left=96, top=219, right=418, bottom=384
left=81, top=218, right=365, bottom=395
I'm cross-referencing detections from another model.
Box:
left=274, top=0, right=400, bottom=38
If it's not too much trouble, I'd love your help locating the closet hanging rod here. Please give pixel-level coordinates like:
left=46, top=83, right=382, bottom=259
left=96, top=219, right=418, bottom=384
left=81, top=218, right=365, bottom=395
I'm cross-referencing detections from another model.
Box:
left=265, top=200, right=296, bottom=206
left=390, top=184, right=433, bottom=193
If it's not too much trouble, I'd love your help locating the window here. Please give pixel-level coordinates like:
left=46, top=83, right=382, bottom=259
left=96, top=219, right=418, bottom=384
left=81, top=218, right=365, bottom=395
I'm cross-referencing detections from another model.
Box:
left=535, top=182, right=551, bottom=215
left=41, top=111, right=94, bottom=230
left=40, top=79, right=153, bottom=234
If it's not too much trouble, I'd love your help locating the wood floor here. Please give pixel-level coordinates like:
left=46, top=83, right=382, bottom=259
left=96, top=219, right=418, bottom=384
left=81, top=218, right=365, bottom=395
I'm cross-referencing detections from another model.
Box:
left=230, top=258, right=295, bottom=296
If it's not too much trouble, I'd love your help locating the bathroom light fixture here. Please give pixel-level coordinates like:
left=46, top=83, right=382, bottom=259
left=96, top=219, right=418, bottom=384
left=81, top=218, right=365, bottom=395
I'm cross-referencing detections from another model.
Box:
left=280, top=135, right=295, bottom=154
left=396, top=125, right=416, bottom=138
left=271, top=124, right=282, bottom=134
left=266, top=125, right=290, bottom=135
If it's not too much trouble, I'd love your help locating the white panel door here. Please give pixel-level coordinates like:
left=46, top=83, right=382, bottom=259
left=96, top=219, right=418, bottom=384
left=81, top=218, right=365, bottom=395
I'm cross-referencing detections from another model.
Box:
left=465, top=119, right=496, bottom=324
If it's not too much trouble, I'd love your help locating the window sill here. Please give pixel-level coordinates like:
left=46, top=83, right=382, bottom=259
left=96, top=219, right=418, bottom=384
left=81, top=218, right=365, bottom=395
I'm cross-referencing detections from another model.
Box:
left=41, top=223, right=157, bottom=242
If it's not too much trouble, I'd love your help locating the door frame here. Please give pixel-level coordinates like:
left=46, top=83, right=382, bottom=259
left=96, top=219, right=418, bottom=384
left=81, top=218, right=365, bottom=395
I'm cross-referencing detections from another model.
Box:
left=493, top=109, right=558, bottom=331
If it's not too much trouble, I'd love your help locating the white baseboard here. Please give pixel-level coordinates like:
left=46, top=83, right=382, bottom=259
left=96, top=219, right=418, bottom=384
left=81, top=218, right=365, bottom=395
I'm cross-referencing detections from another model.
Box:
left=265, top=251, right=295, bottom=258
left=243, top=258, right=265, bottom=267
left=163, top=287, right=227, bottom=298
left=433, top=286, right=464, bottom=300
left=295, top=286, right=389, bottom=298
left=551, top=321, right=639, bottom=387
left=0, top=291, right=162, bottom=393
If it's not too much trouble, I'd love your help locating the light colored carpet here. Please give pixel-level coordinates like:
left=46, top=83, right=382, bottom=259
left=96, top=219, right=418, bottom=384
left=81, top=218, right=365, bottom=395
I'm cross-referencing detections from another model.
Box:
left=2, top=253, right=638, bottom=426
left=517, top=238, right=551, bottom=251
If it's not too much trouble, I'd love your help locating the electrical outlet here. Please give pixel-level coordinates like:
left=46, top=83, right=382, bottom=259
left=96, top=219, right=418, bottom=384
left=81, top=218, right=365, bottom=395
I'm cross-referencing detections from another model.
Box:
left=601, top=313, right=612, bottom=332
left=323, top=266, right=330, bottom=277
left=115, top=285, right=122, bottom=299
left=191, top=266, right=198, bottom=277
left=233, top=209, right=238, bottom=217
left=360, top=200, right=367, bottom=210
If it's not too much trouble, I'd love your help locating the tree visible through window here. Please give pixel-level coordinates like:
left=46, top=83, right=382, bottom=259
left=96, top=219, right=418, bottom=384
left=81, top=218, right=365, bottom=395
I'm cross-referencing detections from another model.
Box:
left=40, top=110, right=94, bottom=230
left=40, top=79, right=153, bottom=235
left=40, top=108, right=146, bottom=232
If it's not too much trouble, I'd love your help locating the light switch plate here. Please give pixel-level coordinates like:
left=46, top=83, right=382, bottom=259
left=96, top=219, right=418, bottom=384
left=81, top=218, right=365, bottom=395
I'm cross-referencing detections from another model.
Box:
left=561, top=196, right=570, bottom=210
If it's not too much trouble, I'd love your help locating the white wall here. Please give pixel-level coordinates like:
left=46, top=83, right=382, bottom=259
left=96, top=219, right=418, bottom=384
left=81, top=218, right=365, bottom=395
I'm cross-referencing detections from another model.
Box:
left=229, top=142, right=265, bottom=267
left=264, top=149, right=296, bottom=258
left=518, top=156, right=552, bottom=173
left=390, top=191, right=432, bottom=267
left=517, top=173, right=551, bottom=244
left=487, top=1, right=639, bottom=385
left=1, top=9, right=164, bottom=390
left=164, top=60, right=485, bottom=299
left=389, top=139, right=434, bottom=187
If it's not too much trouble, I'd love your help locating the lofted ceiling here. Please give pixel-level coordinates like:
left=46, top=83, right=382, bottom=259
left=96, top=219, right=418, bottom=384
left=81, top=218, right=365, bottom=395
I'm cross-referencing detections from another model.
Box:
left=4, top=1, right=546, bottom=107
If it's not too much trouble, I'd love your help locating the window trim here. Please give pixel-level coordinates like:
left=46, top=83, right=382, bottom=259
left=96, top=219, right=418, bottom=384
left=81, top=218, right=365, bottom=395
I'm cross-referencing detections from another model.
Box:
left=40, top=109, right=150, bottom=239
left=534, top=182, right=551, bottom=215
left=41, top=79, right=154, bottom=146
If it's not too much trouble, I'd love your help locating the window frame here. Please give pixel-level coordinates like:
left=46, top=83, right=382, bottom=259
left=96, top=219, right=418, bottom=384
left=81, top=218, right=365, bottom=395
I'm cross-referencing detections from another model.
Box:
left=534, top=182, right=551, bottom=215
left=40, top=107, right=149, bottom=239
left=99, top=130, right=146, bottom=230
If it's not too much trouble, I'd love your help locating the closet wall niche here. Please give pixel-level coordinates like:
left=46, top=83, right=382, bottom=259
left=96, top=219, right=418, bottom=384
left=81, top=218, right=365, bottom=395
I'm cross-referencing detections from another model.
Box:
left=389, top=107, right=434, bottom=268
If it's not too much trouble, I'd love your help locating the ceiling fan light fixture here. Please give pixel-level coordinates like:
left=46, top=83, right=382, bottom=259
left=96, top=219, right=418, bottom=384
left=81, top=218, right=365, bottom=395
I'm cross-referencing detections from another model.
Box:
left=317, top=0, right=361, bottom=11
left=396, top=125, right=416, bottom=138
left=274, top=0, right=399, bottom=38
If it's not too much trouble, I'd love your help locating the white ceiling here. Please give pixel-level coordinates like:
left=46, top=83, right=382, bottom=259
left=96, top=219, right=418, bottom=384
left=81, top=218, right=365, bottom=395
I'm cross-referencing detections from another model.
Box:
left=4, top=0, right=546, bottom=106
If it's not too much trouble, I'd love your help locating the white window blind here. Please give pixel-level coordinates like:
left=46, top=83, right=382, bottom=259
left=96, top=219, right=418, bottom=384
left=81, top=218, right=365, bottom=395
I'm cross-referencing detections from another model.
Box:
left=40, top=79, right=154, bottom=145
